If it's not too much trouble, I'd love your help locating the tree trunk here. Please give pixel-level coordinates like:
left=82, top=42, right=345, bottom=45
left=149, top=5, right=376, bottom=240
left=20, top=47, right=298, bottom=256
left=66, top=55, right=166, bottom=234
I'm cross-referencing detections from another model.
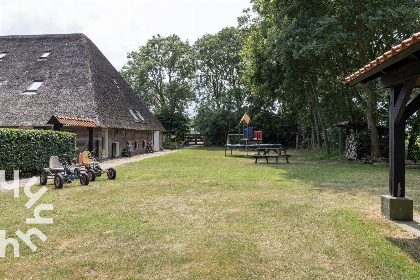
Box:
left=345, top=88, right=356, bottom=121
left=319, top=114, right=330, bottom=154
left=366, top=83, right=381, bottom=158
left=354, top=35, right=381, bottom=159
left=308, top=75, right=330, bottom=153
left=308, top=106, right=318, bottom=150
left=313, top=109, right=322, bottom=151
left=336, top=107, right=343, bottom=155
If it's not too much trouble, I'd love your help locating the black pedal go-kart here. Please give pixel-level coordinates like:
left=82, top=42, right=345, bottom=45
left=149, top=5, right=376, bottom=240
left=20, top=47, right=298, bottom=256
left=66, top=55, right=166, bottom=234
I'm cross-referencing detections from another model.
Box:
left=40, top=155, right=89, bottom=188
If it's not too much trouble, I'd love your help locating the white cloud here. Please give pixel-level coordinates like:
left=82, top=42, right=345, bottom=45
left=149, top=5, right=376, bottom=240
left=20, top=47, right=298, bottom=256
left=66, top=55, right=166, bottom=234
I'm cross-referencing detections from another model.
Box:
left=0, top=0, right=251, bottom=70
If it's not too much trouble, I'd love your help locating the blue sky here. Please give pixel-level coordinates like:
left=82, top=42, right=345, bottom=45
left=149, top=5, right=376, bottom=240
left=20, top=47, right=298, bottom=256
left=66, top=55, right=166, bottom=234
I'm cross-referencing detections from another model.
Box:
left=0, top=0, right=251, bottom=70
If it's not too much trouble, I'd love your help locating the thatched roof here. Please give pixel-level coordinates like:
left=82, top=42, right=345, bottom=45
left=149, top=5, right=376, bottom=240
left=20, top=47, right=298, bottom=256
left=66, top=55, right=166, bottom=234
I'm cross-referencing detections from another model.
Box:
left=0, top=33, right=165, bottom=131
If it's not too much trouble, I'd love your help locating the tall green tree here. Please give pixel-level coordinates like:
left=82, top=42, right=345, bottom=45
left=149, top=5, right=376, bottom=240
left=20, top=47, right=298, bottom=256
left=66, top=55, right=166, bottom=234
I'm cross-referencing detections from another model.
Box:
left=193, top=28, right=249, bottom=144
left=194, top=27, right=245, bottom=108
left=242, top=0, right=419, bottom=156
left=334, top=0, right=419, bottom=157
left=120, top=34, right=196, bottom=115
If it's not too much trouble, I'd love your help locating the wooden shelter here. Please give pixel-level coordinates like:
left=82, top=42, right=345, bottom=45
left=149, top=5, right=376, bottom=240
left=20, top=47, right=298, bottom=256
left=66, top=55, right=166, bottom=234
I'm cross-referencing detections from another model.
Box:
left=0, top=34, right=165, bottom=159
left=336, top=121, right=388, bottom=160
left=343, top=32, right=420, bottom=220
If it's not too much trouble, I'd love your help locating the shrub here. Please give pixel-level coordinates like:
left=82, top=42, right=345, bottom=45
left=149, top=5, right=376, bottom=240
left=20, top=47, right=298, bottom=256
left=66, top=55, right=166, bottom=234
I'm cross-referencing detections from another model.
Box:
left=0, top=128, right=76, bottom=179
left=121, top=144, right=134, bottom=157
left=146, top=141, right=155, bottom=153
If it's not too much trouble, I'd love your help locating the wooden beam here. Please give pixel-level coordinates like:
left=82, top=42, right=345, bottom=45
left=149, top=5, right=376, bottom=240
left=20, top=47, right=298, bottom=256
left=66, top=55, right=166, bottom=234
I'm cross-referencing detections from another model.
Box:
left=389, top=85, right=406, bottom=197
left=381, top=58, right=420, bottom=88
left=388, top=79, right=416, bottom=198
left=404, top=92, right=420, bottom=120
left=389, top=117, right=406, bottom=197
left=390, top=78, right=416, bottom=124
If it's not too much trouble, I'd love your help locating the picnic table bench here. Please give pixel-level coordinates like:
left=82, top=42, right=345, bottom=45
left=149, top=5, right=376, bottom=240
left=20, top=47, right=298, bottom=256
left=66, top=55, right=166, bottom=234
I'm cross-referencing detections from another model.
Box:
left=253, top=148, right=291, bottom=164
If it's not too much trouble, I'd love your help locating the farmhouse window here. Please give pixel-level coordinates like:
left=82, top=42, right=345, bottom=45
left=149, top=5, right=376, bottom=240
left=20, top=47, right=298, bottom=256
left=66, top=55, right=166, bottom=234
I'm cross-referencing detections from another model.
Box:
left=40, top=51, right=51, bottom=59
left=136, top=110, right=146, bottom=123
left=24, top=81, right=43, bottom=94
left=129, top=109, right=140, bottom=122
left=113, top=78, right=119, bottom=88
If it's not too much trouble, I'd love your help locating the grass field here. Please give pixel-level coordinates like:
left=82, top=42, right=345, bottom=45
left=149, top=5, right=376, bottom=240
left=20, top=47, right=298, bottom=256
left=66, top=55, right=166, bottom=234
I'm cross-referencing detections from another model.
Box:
left=1, top=147, right=420, bottom=279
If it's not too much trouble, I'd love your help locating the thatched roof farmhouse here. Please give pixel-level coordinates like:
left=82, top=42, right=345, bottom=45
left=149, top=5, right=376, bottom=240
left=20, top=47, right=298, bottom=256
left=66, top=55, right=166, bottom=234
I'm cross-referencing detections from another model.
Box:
left=0, top=33, right=165, bottom=159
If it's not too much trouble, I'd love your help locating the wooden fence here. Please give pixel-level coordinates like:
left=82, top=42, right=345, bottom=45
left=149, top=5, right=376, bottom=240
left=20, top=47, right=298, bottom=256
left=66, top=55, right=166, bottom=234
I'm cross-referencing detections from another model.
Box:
left=183, top=134, right=205, bottom=145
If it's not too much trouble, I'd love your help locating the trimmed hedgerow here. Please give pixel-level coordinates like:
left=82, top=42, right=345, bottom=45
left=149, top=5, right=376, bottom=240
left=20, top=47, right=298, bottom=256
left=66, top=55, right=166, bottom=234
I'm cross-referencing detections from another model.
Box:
left=0, top=128, right=76, bottom=179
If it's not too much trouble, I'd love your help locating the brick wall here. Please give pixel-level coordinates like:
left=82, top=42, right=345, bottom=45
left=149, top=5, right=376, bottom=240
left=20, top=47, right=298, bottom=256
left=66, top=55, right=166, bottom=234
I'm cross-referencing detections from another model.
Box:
left=106, top=128, right=154, bottom=159
left=63, top=126, right=158, bottom=161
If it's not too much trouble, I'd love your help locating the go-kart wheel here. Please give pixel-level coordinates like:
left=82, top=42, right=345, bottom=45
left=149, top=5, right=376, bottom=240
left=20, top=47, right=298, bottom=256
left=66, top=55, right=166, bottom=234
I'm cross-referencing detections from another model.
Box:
left=80, top=173, right=89, bottom=185
left=107, top=168, right=116, bottom=180
left=74, top=168, right=80, bottom=176
left=87, top=170, right=96, bottom=182
left=54, top=174, right=64, bottom=189
left=40, top=171, right=48, bottom=185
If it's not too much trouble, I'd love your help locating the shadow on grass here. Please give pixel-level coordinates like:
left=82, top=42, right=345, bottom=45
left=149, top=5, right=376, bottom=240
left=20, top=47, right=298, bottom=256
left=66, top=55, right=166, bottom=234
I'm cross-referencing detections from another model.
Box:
left=251, top=149, right=390, bottom=194
left=386, top=236, right=420, bottom=263
left=203, top=147, right=420, bottom=211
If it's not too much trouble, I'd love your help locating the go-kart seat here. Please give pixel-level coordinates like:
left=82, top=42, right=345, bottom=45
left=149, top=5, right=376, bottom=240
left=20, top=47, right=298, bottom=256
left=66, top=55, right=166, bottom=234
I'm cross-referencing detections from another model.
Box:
left=79, top=151, right=94, bottom=166
left=49, top=156, right=64, bottom=172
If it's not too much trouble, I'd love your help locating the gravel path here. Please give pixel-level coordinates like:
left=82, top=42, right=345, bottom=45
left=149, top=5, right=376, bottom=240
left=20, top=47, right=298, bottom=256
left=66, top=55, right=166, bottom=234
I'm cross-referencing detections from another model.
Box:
left=98, top=146, right=191, bottom=169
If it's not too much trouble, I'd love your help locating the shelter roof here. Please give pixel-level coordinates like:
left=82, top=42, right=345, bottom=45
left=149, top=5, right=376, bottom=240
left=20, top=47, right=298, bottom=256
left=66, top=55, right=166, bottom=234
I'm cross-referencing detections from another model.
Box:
left=0, top=33, right=165, bottom=131
left=336, top=120, right=387, bottom=132
left=47, top=115, right=97, bottom=127
left=343, top=32, right=420, bottom=87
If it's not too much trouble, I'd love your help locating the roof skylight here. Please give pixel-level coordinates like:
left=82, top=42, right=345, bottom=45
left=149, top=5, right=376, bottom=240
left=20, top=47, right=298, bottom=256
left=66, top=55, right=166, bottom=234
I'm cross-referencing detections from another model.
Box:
left=113, top=78, right=120, bottom=88
left=136, top=111, right=146, bottom=123
left=129, top=109, right=140, bottom=122
left=24, top=81, right=43, bottom=94
left=40, top=51, right=51, bottom=59
left=0, top=52, right=8, bottom=60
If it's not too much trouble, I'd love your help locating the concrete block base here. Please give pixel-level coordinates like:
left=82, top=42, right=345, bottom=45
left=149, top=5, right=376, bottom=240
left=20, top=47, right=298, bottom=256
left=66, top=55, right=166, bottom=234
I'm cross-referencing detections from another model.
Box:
left=381, top=195, right=413, bottom=221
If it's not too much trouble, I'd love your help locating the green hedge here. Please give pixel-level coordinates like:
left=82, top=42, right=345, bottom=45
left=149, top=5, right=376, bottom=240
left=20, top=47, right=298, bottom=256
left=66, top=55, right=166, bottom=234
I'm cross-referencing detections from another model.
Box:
left=0, top=128, right=76, bottom=179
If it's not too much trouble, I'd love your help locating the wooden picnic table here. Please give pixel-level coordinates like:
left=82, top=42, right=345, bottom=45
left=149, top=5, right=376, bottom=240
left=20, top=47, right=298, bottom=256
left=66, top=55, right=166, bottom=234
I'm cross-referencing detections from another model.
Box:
left=253, top=148, right=290, bottom=164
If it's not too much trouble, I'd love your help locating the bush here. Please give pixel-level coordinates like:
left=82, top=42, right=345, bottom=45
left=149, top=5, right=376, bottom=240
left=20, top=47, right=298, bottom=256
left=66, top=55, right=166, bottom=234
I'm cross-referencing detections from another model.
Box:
left=0, top=128, right=76, bottom=179
left=146, top=141, right=155, bottom=153
left=194, top=106, right=245, bottom=146
left=121, top=144, right=134, bottom=157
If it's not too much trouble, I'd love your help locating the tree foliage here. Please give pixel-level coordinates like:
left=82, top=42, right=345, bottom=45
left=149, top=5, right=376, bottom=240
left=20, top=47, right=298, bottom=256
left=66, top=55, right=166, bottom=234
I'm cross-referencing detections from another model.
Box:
left=241, top=0, right=420, bottom=155
left=121, top=34, right=196, bottom=115
left=121, top=1, right=419, bottom=152
left=194, top=27, right=245, bottom=108
left=120, top=34, right=195, bottom=139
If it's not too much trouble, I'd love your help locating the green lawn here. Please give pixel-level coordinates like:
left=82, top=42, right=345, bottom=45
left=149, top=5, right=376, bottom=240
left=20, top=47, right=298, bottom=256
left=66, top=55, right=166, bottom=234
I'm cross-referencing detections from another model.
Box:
left=1, top=147, right=420, bottom=279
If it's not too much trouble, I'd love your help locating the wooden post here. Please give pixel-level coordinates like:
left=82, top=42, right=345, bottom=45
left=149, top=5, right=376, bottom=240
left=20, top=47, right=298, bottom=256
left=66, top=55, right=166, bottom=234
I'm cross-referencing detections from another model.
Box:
left=88, top=127, right=93, bottom=152
left=388, top=113, right=406, bottom=197
left=53, top=123, right=63, bottom=131
left=388, top=79, right=416, bottom=197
